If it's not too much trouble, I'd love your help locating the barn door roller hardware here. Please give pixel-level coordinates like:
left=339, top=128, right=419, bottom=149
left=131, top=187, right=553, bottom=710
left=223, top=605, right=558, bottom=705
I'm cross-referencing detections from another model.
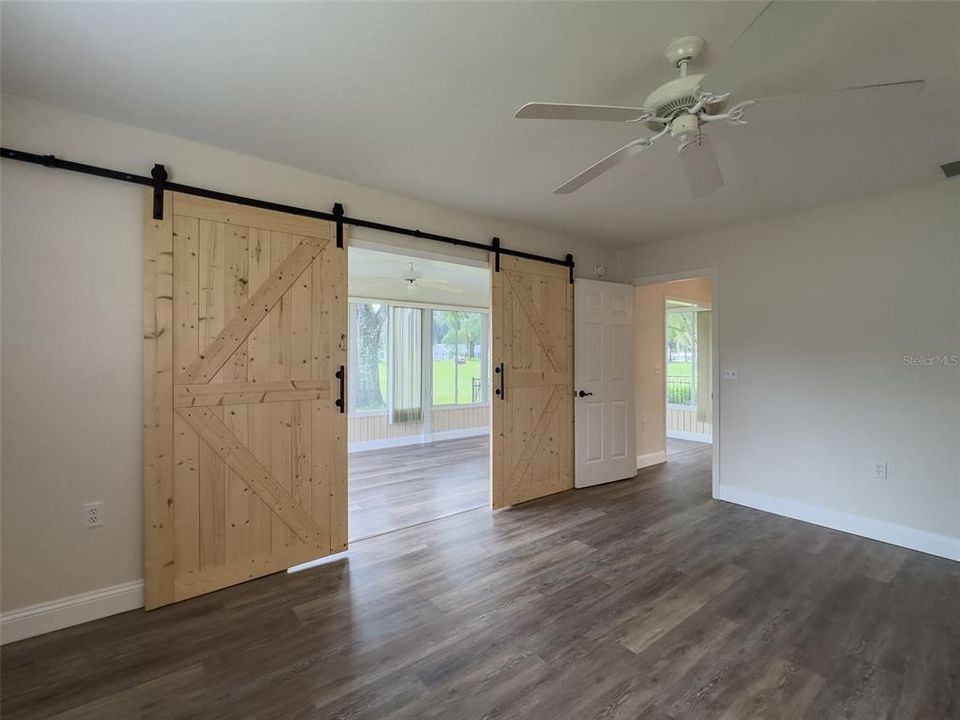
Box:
left=332, top=202, right=344, bottom=248
left=151, top=164, right=167, bottom=220
left=1, top=147, right=575, bottom=280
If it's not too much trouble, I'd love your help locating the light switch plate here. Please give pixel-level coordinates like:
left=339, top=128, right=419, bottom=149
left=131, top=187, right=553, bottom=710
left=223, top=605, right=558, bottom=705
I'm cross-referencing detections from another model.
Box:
left=722, top=367, right=738, bottom=380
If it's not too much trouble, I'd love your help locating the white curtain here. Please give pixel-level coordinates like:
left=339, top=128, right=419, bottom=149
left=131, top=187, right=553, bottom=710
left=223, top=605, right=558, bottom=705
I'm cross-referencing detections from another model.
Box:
left=390, top=306, right=422, bottom=424
left=696, top=310, right=712, bottom=425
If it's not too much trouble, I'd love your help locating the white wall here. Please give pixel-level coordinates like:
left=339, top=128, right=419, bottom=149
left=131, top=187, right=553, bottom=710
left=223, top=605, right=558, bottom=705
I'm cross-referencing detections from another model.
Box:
left=619, top=179, right=960, bottom=555
left=0, top=95, right=618, bottom=616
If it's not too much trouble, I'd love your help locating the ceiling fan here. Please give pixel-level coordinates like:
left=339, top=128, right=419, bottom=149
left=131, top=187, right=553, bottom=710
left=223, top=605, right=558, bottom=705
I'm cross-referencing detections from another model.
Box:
left=515, top=1, right=924, bottom=198
left=357, top=262, right=463, bottom=295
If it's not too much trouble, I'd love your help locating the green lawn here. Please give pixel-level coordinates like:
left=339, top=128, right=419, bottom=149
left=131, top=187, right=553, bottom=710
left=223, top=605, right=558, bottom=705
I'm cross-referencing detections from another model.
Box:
left=370, top=358, right=484, bottom=407
left=667, top=361, right=694, bottom=405
left=433, top=358, right=483, bottom=405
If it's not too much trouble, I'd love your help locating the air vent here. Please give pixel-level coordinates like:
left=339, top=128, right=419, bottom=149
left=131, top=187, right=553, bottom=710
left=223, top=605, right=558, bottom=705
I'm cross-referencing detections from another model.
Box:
left=941, top=160, right=960, bottom=178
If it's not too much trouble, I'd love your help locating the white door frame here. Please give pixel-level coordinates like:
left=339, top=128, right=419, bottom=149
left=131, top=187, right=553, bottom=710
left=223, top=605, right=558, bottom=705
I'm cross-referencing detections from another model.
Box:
left=633, top=267, right=720, bottom=499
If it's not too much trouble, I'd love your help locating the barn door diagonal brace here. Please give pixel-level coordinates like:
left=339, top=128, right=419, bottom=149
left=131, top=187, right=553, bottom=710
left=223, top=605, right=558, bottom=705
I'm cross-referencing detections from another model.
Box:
left=332, top=202, right=344, bottom=248
left=151, top=164, right=168, bottom=220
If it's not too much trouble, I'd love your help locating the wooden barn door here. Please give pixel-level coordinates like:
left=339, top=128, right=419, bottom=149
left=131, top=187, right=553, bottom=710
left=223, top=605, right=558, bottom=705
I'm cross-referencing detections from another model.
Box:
left=491, top=255, right=574, bottom=508
left=144, top=191, right=347, bottom=609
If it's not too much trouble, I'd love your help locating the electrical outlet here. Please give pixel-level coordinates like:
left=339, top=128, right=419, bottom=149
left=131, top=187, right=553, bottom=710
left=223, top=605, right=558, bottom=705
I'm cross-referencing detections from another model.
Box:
left=871, top=461, right=888, bottom=480
left=82, top=501, right=104, bottom=528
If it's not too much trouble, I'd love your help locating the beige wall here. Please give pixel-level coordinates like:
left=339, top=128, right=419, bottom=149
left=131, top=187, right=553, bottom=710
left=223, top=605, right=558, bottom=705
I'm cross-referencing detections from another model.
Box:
left=620, top=179, right=960, bottom=544
left=0, top=95, right=617, bottom=612
left=635, top=277, right=713, bottom=463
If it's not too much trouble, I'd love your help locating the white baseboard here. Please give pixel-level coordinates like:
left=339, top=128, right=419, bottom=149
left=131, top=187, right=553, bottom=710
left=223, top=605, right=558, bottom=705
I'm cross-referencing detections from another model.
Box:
left=667, top=430, right=713, bottom=443
left=1, top=580, right=144, bottom=645
left=349, top=426, right=488, bottom=453
left=717, top=485, right=960, bottom=562
left=637, top=451, right=666, bottom=470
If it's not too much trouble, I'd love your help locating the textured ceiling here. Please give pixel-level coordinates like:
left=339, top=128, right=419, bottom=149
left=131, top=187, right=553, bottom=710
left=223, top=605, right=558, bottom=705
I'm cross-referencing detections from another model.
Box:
left=2, top=2, right=958, bottom=246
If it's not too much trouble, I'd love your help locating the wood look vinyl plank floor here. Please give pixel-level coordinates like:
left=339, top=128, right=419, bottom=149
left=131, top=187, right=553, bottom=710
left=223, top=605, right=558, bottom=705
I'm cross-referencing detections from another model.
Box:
left=348, top=436, right=490, bottom=540
left=3, top=443, right=958, bottom=719
left=667, top=436, right=711, bottom=456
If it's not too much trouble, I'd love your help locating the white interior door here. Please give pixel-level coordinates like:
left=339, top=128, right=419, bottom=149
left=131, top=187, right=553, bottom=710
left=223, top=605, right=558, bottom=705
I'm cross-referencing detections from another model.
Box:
left=574, top=279, right=635, bottom=488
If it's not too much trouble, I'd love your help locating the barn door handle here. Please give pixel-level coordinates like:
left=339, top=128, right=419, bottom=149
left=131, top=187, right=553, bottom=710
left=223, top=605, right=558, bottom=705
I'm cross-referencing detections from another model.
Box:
left=335, top=365, right=345, bottom=414
left=577, top=390, right=593, bottom=398
left=494, top=362, right=505, bottom=400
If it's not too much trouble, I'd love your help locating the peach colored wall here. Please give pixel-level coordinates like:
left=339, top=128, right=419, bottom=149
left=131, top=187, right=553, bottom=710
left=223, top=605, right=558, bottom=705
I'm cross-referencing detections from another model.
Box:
left=635, top=277, right=713, bottom=464
left=635, top=284, right=666, bottom=463
left=664, top=277, right=712, bottom=308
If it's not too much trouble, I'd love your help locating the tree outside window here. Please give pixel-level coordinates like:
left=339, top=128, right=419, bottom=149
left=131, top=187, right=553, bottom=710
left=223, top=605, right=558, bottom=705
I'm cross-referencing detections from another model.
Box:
left=351, top=302, right=388, bottom=412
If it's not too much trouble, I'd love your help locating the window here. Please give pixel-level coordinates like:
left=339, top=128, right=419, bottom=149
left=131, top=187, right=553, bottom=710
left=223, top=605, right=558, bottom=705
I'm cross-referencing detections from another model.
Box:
left=390, top=306, right=422, bottom=423
left=431, top=310, right=487, bottom=405
left=349, top=302, right=489, bottom=415
left=666, top=308, right=696, bottom=407
left=349, top=302, right=388, bottom=413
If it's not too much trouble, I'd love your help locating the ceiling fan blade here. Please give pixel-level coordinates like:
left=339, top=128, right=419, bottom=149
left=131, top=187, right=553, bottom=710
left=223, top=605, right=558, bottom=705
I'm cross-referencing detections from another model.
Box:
left=554, top=139, right=652, bottom=195
left=705, top=1, right=836, bottom=95
left=516, top=102, right=650, bottom=122
left=680, top=134, right=723, bottom=199
left=749, top=78, right=925, bottom=105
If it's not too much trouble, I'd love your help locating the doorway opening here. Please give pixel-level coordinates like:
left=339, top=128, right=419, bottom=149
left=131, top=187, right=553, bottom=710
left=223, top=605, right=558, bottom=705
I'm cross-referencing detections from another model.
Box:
left=347, top=245, right=491, bottom=541
left=665, top=293, right=713, bottom=458
left=634, top=273, right=717, bottom=493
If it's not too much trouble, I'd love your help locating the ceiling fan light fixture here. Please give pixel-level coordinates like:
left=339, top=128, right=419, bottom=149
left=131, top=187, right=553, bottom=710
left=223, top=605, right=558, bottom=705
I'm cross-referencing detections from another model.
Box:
left=401, top=262, right=422, bottom=292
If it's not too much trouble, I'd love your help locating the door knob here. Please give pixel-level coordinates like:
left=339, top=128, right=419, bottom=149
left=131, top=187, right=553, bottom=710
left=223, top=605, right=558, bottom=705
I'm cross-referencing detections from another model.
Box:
left=577, top=390, right=593, bottom=398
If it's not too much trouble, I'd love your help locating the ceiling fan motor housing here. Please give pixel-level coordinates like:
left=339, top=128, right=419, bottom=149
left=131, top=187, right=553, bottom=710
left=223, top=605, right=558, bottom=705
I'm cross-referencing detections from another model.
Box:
left=642, top=74, right=727, bottom=131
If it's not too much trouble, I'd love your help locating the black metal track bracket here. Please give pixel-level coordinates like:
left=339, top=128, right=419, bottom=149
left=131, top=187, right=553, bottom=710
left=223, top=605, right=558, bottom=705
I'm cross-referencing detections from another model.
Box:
left=151, top=164, right=168, bottom=220
left=332, top=202, right=344, bottom=248
left=492, top=236, right=501, bottom=272
left=566, top=254, right=575, bottom=284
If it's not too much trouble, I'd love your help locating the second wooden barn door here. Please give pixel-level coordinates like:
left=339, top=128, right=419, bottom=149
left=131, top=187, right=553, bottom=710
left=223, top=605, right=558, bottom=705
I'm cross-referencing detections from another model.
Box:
left=144, top=192, right=347, bottom=609
left=491, top=255, right=573, bottom=508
